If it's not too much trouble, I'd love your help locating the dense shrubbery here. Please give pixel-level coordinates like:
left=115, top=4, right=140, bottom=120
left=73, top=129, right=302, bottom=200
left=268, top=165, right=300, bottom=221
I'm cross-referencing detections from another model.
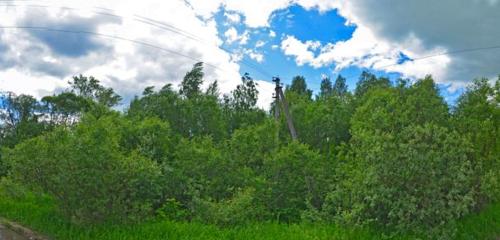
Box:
left=0, top=63, right=498, bottom=237
left=4, top=114, right=164, bottom=223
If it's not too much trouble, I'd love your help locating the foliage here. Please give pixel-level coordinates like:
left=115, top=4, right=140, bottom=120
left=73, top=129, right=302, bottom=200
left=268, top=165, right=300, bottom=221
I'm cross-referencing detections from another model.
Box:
left=319, top=76, right=332, bottom=98
left=287, top=75, right=313, bottom=99
left=0, top=65, right=499, bottom=238
left=68, top=75, right=122, bottom=107
left=262, top=142, right=330, bottom=222
left=4, top=114, right=163, bottom=224
left=1, top=188, right=499, bottom=240
left=180, top=62, right=204, bottom=99
left=453, top=77, right=500, bottom=204
left=332, top=75, right=348, bottom=97
left=328, top=124, right=476, bottom=234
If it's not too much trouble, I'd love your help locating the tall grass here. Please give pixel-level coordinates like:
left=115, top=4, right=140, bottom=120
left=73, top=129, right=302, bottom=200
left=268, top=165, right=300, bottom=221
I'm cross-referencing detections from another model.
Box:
left=0, top=193, right=498, bottom=240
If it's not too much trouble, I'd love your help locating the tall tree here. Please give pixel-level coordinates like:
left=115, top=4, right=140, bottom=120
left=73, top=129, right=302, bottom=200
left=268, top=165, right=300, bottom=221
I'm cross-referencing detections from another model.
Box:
left=287, top=75, right=312, bottom=99
left=232, top=73, right=259, bottom=111
left=180, top=62, right=204, bottom=99
left=206, top=80, right=220, bottom=97
left=332, top=75, right=348, bottom=97
left=319, top=76, right=332, bottom=98
left=69, top=75, right=122, bottom=107
left=355, top=71, right=391, bottom=98
left=453, top=77, right=500, bottom=203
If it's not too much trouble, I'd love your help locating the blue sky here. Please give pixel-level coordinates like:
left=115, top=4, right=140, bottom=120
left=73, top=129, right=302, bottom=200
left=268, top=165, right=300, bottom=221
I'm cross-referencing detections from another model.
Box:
left=216, top=5, right=358, bottom=92
left=212, top=4, right=466, bottom=103
left=0, top=0, right=498, bottom=108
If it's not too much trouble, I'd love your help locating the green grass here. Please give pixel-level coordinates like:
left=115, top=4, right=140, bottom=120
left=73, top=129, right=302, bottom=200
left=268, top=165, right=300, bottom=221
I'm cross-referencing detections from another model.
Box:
left=0, top=194, right=498, bottom=240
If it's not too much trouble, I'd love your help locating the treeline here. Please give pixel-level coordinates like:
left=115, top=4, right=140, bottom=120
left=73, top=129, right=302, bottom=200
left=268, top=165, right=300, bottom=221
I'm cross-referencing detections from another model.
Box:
left=0, top=63, right=498, bottom=236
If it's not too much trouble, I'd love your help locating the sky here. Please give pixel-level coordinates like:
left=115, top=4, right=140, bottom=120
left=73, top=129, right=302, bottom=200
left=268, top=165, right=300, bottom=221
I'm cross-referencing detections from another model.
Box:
left=0, top=0, right=499, bottom=109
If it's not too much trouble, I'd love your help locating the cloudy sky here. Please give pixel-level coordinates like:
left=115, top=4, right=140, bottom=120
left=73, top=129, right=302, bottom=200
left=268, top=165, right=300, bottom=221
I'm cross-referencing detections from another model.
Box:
left=0, top=0, right=499, bottom=109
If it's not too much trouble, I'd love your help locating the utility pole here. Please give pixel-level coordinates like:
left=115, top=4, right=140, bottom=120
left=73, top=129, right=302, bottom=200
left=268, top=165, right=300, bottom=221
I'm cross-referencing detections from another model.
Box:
left=273, top=77, right=298, bottom=141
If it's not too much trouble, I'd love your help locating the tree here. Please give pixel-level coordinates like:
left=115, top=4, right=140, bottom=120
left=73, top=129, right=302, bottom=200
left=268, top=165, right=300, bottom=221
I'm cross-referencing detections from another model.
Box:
left=262, top=142, right=329, bottom=222
left=223, top=73, right=266, bottom=134
left=41, top=92, right=91, bottom=126
left=354, top=71, right=391, bottom=98
left=231, top=73, right=259, bottom=111
left=206, top=80, right=220, bottom=97
left=287, top=75, right=312, bottom=99
left=327, top=124, right=475, bottom=233
left=69, top=75, right=122, bottom=107
left=180, top=62, right=204, bottom=99
left=401, top=75, right=449, bottom=126
left=319, top=76, right=332, bottom=98
left=453, top=78, right=500, bottom=204
left=332, top=75, right=348, bottom=97
left=5, top=114, right=163, bottom=224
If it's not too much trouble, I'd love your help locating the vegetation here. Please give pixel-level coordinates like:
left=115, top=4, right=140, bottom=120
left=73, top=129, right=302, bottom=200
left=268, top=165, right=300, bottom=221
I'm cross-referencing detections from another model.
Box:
left=0, top=63, right=498, bottom=239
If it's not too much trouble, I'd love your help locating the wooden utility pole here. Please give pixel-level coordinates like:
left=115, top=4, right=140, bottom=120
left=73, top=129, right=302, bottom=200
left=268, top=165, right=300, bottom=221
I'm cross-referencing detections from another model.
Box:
left=273, top=77, right=298, bottom=141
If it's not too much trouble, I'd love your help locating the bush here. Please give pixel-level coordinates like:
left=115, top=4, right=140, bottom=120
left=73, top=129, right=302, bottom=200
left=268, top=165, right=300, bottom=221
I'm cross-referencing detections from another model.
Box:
left=4, top=114, right=163, bottom=224
left=262, top=142, right=330, bottom=222
left=326, top=124, right=476, bottom=233
left=191, top=187, right=266, bottom=226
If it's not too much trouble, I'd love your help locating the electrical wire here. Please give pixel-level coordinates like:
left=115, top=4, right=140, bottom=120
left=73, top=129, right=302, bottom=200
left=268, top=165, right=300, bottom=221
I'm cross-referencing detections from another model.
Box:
left=0, top=2, right=275, bottom=78
left=0, top=25, right=226, bottom=71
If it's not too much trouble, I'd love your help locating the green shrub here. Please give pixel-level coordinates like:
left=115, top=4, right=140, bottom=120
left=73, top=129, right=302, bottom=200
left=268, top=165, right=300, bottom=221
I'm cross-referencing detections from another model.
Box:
left=327, top=124, right=476, bottom=233
left=263, top=142, right=330, bottom=222
left=191, top=187, right=266, bottom=226
left=4, top=114, right=163, bottom=224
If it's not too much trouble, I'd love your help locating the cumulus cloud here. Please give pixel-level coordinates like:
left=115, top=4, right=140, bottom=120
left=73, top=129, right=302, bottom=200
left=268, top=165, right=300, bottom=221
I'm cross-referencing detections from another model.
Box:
left=2, top=0, right=498, bottom=110
left=0, top=0, right=243, bottom=107
left=290, top=0, right=500, bottom=86
left=224, top=27, right=249, bottom=45
left=18, top=10, right=120, bottom=57
left=224, top=12, right=241, bottom=24
left=281, top=35, right=318, bottom=66
left=191, top=0, right=499, bottom=88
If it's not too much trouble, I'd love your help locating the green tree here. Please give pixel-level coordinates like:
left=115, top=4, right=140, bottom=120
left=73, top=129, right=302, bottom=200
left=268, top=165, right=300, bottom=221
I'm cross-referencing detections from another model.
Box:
left=5, top=114, right=163, bottom=224
left=287, top=75, right=312, bottom=99
left=319, top=76, right=332, bottom=98
left=332, top=75, right=348, bottom=97
left=0, top=93, right=47, bottom=177
left=453, top=78, right=500, bottom=203
left=263, top=142, right=329, bottom=222
left=401, top=76, right=449, bottom=126
left=354, top=71, right=391, bottom=98
left=41, top=92, right=91, bottom=126
left=180, top=62, right=204, bottom=99
left=328, top=124, right=475, bottom=233
left=224, top=73, right=266, bottom=134
left=69, top=75, right=122, bottom=107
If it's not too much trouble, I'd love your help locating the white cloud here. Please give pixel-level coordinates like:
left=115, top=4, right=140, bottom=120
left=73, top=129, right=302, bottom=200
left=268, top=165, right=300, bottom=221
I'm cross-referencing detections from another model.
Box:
left=269, top=30, right=276, bottom=38
left=191, top=0, right=500, bottom=87
left=280, top=35, right=317, bottom=66
left=224, top=12, right=241, bottom=24
left=224, top=27, right=239, bottom=44
left=0, top=0, right=244, bottom=106
left=249, top=52, right=264, bottom=63
left=255, top=40, right=266, bottom=48
left=224, top=27, right=249, bottom=45
left=255, top=80, right=275, bottom=110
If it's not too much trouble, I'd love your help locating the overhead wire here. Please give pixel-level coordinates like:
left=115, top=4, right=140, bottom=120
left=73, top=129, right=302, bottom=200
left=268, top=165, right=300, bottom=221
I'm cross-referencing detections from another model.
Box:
left=5, top=1, right=499, bottom=82
left=0, top=26, right=225, bottom=72
left=0, top=2, right=275, bottom=78
left=341, top=45, right=500, bottom=81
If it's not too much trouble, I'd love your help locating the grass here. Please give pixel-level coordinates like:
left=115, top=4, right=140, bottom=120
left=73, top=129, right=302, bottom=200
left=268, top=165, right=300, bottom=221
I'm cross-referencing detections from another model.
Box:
left=0, top=193, right=498, bottom=240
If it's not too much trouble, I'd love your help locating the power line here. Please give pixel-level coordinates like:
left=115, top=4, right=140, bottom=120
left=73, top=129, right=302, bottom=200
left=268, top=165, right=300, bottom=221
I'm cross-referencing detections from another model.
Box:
left=0, top=2, right=275, bottom=78
left=0, top=25, right=226, bottom=71
left=342, top=45, right=500, bottom=80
